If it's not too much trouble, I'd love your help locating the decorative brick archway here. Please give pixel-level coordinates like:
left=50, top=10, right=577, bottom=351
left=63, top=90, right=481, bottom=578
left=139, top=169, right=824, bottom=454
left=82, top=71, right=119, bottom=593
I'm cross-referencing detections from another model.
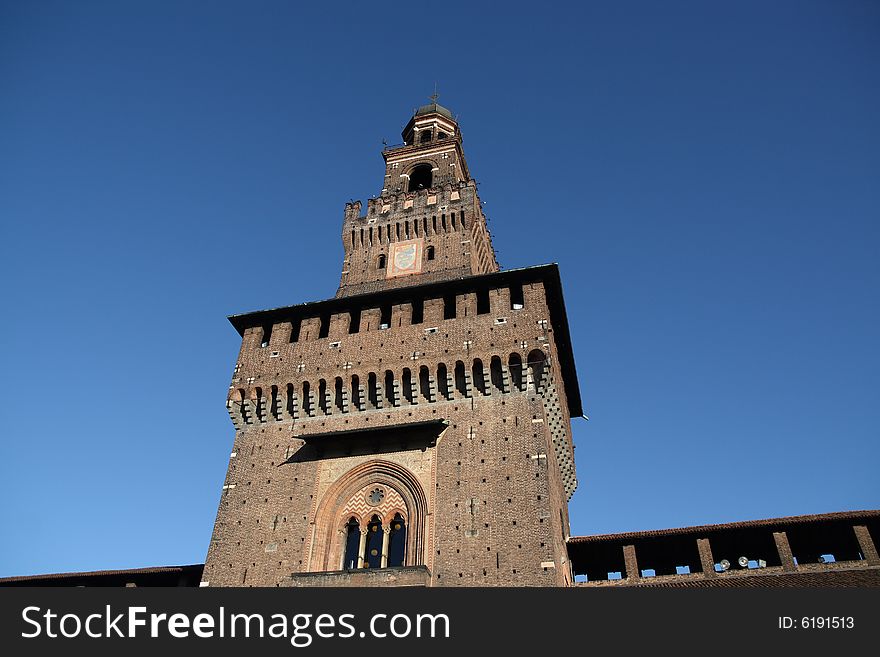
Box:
left=310, top=460, right=428, bottom=572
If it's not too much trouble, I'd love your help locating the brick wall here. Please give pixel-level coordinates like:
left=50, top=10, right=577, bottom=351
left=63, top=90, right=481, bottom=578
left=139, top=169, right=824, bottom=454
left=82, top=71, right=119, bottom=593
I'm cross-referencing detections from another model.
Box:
left=202, top=274, right=579, bottom=587
left=338, top=181, right=497, bottom=297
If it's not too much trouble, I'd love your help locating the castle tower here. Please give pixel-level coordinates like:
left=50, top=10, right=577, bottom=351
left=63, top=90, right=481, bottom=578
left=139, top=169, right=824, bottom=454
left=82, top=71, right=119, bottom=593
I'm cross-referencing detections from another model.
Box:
left=337, top=100, right=498, bottom=297
left=201, top=99, right=583, bottom=587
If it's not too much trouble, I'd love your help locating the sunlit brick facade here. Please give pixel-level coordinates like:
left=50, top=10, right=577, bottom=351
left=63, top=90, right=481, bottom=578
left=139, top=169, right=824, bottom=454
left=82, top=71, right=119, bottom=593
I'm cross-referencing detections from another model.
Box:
left=200, top=101, right=582, bottom=587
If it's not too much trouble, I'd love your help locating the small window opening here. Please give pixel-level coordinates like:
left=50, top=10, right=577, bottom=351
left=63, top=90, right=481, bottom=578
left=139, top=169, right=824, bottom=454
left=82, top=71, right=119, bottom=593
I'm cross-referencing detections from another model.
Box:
left=350, top=375, right=361, bottom=411
left=368, top=373, right=379, bottom=408
left=420, top=130, right=432, bottom=143
left=377, top=254, right=386, bottom=269
left=419, top=365, right=431, bottom=402
left=472, top=359, right=487, bottom=395
left=384, top=370, right=396, bottom=407
left=490, top=356, right=504, bottom=392
left=301, top=381, right=312, bottom=416
left=437, top=363, right=450, bottom=400
left=402, top=368, right=414, bottom=404
left=426, top=245, right=435, bottom=261
left=317, top=379, right=328, bottom=414
left=270, top=385, right=280, bottom=420
left=454, top=361, right=468, bottom=397
left=334, top=377, right=345, bottom=412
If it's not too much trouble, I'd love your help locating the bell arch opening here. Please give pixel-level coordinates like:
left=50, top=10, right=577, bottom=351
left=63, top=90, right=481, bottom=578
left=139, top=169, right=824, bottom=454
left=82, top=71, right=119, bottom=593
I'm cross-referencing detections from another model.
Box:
left=408, top=164, right=433, bottom=191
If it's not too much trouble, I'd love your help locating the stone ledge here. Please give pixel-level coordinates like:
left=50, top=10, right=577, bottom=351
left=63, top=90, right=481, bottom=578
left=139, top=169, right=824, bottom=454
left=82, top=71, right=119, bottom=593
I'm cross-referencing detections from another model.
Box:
left=283, top=565, right=431, bottom=588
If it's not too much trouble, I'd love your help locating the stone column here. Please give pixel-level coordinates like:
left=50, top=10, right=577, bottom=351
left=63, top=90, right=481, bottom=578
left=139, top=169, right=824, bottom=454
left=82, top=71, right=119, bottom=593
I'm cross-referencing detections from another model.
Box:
left=381, top=527, right=391, bottom=569
left=357, top=530, right=368, bottom=569
left=338, top=529, right=350, bottom=570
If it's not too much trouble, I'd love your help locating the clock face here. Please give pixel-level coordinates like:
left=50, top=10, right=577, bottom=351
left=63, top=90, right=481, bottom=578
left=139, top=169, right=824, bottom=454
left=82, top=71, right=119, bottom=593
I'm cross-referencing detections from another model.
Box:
left=386, top=238, right=424, bottom=279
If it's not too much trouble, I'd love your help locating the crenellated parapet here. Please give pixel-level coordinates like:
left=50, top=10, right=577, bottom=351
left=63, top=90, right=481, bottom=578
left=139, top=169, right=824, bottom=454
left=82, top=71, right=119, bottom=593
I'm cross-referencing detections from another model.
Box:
left=203, top=102, right=584, bottom=588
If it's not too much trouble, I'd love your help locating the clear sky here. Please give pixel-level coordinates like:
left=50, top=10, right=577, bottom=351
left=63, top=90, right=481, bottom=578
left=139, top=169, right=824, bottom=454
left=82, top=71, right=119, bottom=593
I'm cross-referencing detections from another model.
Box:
left=1, top=1, right=877, bottom=577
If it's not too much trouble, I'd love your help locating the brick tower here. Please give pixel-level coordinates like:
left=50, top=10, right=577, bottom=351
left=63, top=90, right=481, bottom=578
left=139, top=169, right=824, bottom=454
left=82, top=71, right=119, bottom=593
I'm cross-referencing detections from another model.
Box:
left=201, top=99, right=583, bottom=587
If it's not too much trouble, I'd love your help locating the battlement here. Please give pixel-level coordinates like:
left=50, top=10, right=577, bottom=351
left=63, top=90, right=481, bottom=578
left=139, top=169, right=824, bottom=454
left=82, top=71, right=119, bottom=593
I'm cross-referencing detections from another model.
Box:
left=345, top=180, right=477, bottom=222
left=338, top=181, right=496, bottom=297
left=202, top=103, right=584, bottom=588
left=228, top=265, right=581, bottom=417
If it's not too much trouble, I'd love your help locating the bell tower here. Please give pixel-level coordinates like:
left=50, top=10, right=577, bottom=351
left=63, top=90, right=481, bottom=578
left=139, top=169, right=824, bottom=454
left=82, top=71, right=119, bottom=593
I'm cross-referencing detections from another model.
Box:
left=201, top=99, right=582, bottom=588
left=338, top=98, right=498, bottom=297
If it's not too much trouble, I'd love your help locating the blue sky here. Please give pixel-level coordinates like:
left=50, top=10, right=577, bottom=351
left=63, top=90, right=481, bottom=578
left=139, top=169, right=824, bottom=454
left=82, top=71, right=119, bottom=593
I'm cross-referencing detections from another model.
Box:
left=1, top=1, right=877, bottom=577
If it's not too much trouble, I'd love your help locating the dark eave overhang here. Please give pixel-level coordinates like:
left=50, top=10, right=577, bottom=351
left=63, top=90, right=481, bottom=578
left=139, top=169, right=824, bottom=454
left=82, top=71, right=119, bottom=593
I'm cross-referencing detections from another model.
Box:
left=298, top=419, right=448, bottom=445
left=228, top=264, right=583, bottom=417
